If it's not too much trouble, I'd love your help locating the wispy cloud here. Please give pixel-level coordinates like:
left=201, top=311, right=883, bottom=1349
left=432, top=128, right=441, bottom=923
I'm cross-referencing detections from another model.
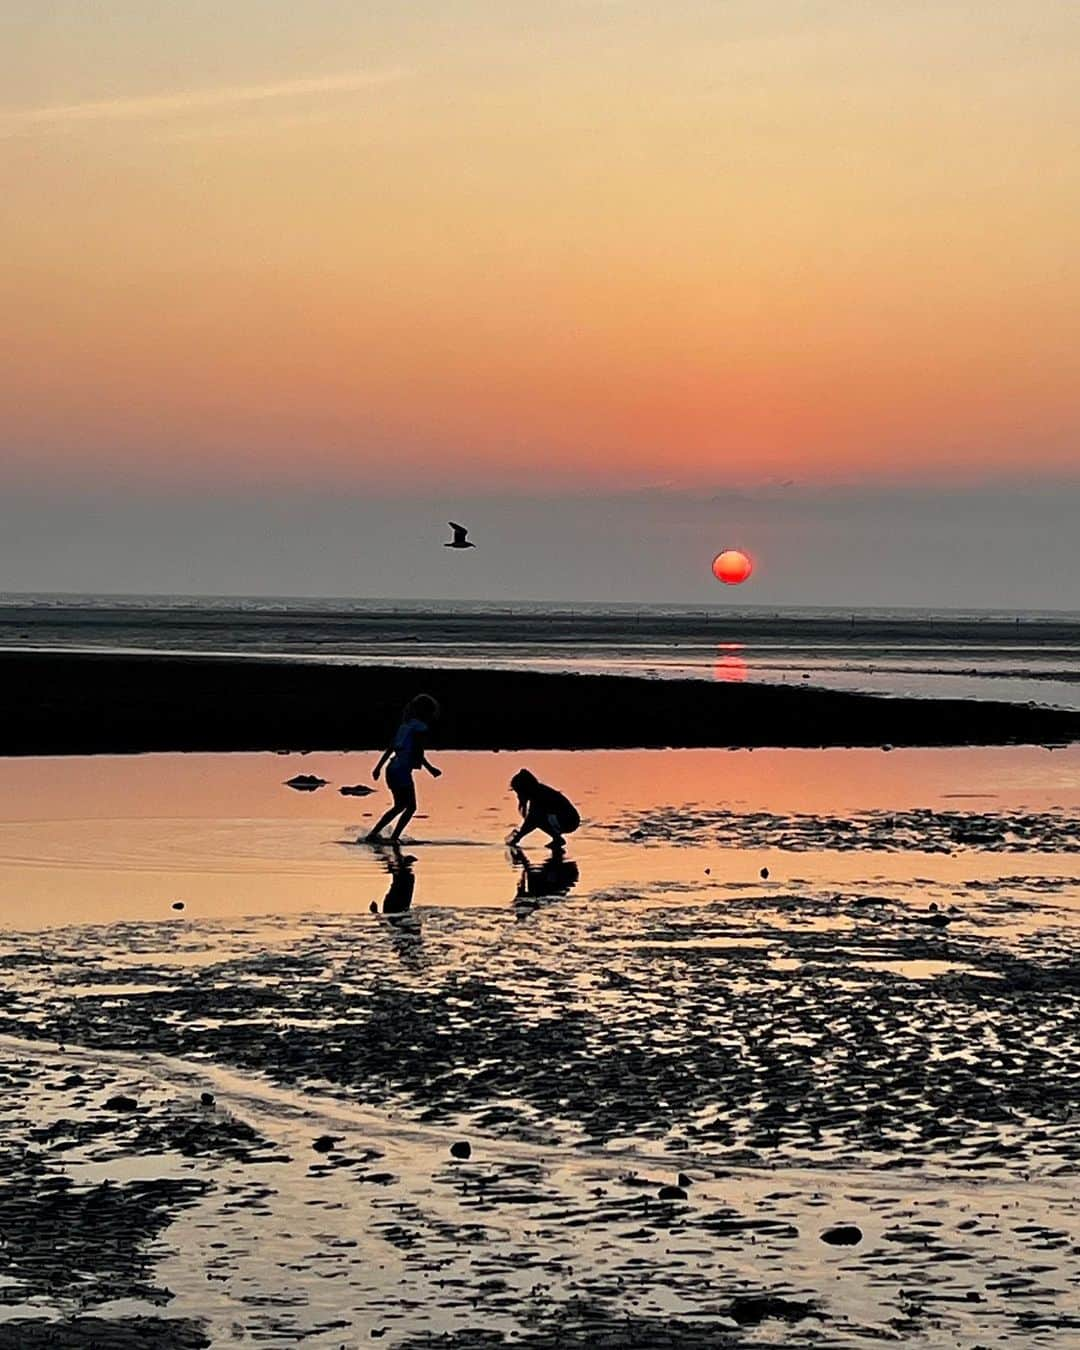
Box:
left=2, top=69, right=408, bottom=132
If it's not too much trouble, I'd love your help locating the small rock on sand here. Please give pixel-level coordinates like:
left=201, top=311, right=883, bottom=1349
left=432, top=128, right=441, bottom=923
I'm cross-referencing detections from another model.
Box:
left=760, top=867, right=770, bottom=879
left=285, top=774, right=328, bottom=792
left=312, top=1134, right=342, bottom=1153
left=450, top=1141, right=472, bottom=1160
left=658, top=1184, right=688, bottom=1201
left=821, top=1223, right=863, bottom=1246
left=104, top=1094, right=139, bottom=1112
left=200, top=1091, right=215, bottom=1107
left=677, top=1172, right=693, bottom=1188
left=171, top=901, right=185, bottom=911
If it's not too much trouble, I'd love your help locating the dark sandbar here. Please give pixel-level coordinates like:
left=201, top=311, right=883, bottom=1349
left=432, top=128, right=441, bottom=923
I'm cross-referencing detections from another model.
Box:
left=3, top=651, right=1079, bottom=755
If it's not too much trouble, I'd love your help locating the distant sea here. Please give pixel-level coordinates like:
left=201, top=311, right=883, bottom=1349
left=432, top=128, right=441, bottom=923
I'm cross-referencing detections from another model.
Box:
left=3, top=593, right=1080, bottom=710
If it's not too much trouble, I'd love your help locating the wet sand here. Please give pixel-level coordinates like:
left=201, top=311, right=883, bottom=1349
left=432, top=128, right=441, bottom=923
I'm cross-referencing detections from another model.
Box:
left=4, top=652, right=1080, bottom=756
left=1, top=748, right=1078, bottom=1346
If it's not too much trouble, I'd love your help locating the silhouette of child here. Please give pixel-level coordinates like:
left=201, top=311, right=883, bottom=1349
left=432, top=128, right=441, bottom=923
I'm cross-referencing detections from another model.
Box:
left=507, top=769, right=580, bottom=848
left=366, top=694, right=441, bottom=843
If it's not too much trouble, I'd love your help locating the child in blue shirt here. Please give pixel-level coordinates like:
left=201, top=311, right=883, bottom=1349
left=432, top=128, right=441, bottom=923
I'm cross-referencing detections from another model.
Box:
left=365, top=694, right=442, bottom=843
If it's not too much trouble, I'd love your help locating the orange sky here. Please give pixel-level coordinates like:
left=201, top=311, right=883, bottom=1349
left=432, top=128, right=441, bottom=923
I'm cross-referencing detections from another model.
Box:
left=3, top=1, right=1078, bottom=492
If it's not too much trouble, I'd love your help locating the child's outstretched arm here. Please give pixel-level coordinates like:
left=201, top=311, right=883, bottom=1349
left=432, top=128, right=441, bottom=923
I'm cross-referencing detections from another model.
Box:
left=508, top=806, right=539, bottom=845
left=372, top=743, right=394, bottom=780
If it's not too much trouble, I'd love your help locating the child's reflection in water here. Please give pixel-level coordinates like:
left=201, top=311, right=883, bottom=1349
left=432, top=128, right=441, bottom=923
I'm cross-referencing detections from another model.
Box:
left=510, top=844, right=580, bottom=915
left=369, top=845, right=422, bottom=960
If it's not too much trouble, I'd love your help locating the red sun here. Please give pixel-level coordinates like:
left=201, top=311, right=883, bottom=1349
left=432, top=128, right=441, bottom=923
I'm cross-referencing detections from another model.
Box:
left=712, top=549, right=753, bottom=585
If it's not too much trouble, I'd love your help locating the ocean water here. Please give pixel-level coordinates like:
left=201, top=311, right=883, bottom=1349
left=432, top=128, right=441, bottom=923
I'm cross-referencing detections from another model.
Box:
left=3, top=593, right=1080, bottom=708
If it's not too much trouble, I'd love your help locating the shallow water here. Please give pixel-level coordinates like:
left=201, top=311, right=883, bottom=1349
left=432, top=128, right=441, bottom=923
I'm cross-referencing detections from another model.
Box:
left=0, top=747, right=1078, bottom=1347
left=5, top=596, right=1080, bottom=706
left=2, top=746, right=1080, bottom=928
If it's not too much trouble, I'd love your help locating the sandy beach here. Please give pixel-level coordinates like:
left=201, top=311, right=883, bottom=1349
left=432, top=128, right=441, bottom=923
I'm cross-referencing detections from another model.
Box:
left=0, top=746, right=1077, bottom=1347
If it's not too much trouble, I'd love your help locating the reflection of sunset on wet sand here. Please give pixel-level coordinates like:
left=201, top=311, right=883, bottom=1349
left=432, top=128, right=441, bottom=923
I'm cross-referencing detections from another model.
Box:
left=714, top=647, right=748, bottom=682
left=3, top=746, right=1080, bottom=928
left=0, top=743, right=1078, bottom=1344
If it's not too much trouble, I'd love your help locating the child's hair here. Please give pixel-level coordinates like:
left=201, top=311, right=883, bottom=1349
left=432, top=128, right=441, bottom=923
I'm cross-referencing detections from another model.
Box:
left=403, top=693, right=440, bottom=725
left=510, top=768, right=538, bottom=818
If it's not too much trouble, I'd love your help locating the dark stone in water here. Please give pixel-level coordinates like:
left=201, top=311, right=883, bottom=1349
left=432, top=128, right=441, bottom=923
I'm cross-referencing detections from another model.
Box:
left=285, top=774, right=328, bottom=792
left=104, top=1094, right=138, bottom=1112
left=450, top=1141, right=472, bottom=1160
left=340, top=784, right=374, bottom=796
left=658, top=1185, right=688, bottom=1201
left=729, top=1295, right=815, bottom=1325
left=821, top=1223, right=863, bottom=1246
left=312, top=1134, right=342, bottom=1153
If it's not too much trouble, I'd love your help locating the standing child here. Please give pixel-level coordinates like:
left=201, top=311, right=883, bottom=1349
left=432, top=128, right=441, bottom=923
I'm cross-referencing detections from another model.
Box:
left=507, top=769, right=580, bottom=848
left=365, top=695, right=442, bottom=843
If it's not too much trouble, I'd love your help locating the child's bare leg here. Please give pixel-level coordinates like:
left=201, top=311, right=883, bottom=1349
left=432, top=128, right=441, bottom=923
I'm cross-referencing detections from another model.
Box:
left=390, top=805, right=415, bottom=842
left=544, top=813, right=565, bottom=848
left=366, top=803, right=403, bottom=841
left=387, top=776, right=417, bottom=842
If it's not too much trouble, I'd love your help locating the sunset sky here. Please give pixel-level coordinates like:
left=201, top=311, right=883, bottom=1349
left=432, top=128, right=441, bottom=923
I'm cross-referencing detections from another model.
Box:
left=3, top=2, right=1078, bottom=603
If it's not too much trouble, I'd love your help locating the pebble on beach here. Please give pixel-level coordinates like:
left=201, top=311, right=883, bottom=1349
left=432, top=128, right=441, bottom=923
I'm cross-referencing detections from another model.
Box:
left=312, top=1134, right=342, bottom=1153
left=821, top=1223, right=863, bottom=1246
left=658, top=1184, right=688, bottom=1201
left=171, top=901, right=185, bottom=911
left=104, top=1094, right=139, bottom=1112
left=450, top=1141, right=472, bottom=1160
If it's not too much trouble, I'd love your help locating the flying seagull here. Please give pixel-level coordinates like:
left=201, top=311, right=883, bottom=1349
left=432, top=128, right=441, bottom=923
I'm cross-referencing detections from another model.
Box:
left=445, top=522, right=476, bottom=549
